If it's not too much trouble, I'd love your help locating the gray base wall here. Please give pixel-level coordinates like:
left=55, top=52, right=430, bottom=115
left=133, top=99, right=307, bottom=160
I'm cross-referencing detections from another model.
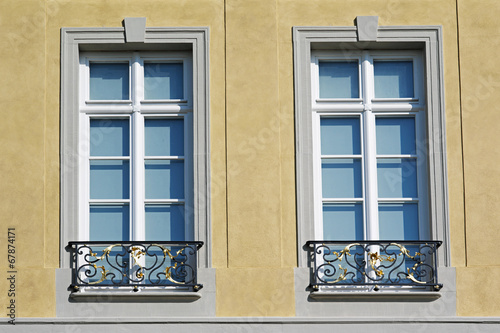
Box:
left=295, top=266, right=457, bottom=318
left=5, top=266, right=494, bottom=332
left=55, top=268, right=216, bottom=318
left=2, top=318, right=500, bottom=333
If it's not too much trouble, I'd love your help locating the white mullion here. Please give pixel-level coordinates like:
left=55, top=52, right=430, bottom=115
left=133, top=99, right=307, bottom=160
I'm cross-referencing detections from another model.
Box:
left=79, top=56, right=89, bottom=108
left=378, top=198, right=419, bottom=203
left=80, top=106, right=134, bottom=114
left=89, top=156, right=131, bottom=161
left=416, top=110, right=430, bottom=239
left=79, top=113, right=90, bottom=241
left=362, top=51, right=379, bottom=241
left=321, top=154, right=362, bottom=159
left=314, top=104, right=364, bottom=112
left=131, top=53, right=145, bottom=242
left=144, top=156, right=185, bottom=160
left=376, top=154, right=417, bottom=159
left=89, top=199, right=131, bottom=204
left=184, top=112, right=194, bottom=241
left=144, top=199, right=186, bottom=204
left=312, top=112, right=324, bottom=240
left=322, top=198, right=364, bottom=203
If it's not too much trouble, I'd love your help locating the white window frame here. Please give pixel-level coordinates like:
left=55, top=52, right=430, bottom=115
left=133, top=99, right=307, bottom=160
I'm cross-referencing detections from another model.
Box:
left=78, top=51, right=194, bottom=243
left=60, top=27, right=210, bottom=270
left=311, top=50, right=430, bottom=242
left=293, top=23, right=450, bottom=270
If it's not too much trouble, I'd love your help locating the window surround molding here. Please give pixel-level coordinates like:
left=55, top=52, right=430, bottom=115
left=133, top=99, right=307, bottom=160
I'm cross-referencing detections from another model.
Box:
left=60, top=23, right=210, bottom=269
left=293, top=20, right=449, bottom=269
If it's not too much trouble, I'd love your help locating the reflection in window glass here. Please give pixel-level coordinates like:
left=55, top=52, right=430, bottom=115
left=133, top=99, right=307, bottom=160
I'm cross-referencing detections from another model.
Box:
left=145, top=205, right=185, bottom=241
left=319, top=61, right=359, bottom=98
left=90, top=63, right=129, bottom=100
left=320, top=117, right=361, bottom=155
left=323, top=203, right=363, bottom=240
left=374, top=61, right=413, bottom=98
left=90, top=119, right=129, bottom=157
left=322, top=159, right=362, bottom=198
left=144, top=63, right=183, bottom=100
left=378, top=203, right=419, bottom=240
left=376, top=117, right=415, bottom=155
left=90, top=205, right=130, bottom=241
left=144, top=119, right=184, bottom=156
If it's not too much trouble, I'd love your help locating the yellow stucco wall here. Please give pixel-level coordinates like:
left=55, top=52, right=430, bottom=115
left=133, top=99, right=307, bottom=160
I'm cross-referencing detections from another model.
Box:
left=0, top=0, right=55, bottom=318
left=0, top=0, right=498, bottom=318
left=455, top=0, right=500, bottom=316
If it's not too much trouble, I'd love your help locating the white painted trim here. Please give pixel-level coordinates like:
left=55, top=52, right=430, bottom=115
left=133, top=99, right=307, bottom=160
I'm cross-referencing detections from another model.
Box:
left=60, top=26, right=210, bottom=269
left=309, top=290, right=442, bottom=301
left=70, top=291, right=202, bottom=301
left=294, top=25, right=449, bottom=268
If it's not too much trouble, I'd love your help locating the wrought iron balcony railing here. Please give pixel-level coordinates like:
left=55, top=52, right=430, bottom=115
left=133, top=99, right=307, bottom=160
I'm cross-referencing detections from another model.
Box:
left=68, top=241, right=203, bottom=291
left=306, top=240, right=442, bottom=291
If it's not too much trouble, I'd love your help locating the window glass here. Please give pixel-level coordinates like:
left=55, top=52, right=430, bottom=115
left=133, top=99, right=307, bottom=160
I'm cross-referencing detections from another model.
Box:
left=378, top=203, right=419, bottom=240
left=89, top=63, right=129, bottom=100
left=376, top=117, right=415, bottom=155
left=145, top=205, right=185, bottom=241
left=323, top=203, right=363, bottom=240
left=90, top=119, right=129, bottom=156
left=144, top=119, right=184, bottom=156
left=374, top=61, right=413, bottom=98
left=90, top=160, right=130, bottom=199
left=144, top=63, right=184, bottom=100
left=319, top=61, right=359, bottom=98
left=322, top=159, right=362, bottom=198
left=377, top=159, right=418, bottom=198
left=145, top=160, right=185, bottom=199
left=89, top=205, right=130, bottom=241
left=320, top=117, right=361, bottom=155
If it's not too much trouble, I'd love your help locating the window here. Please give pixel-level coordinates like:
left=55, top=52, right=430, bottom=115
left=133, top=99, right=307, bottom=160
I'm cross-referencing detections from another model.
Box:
left=60, top=25, right=211, bottom=289
left=311, top=50, right=429, bottom=244
left=78, top=52, right=194, bottom=244
left=293, top=20, right=450, bottom=297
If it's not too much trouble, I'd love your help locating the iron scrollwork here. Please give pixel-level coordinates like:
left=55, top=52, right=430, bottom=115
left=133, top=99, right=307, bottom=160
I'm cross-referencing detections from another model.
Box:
left=68, top=241, right=203, bottom=291
left=306, top=240, right=442, bottom=291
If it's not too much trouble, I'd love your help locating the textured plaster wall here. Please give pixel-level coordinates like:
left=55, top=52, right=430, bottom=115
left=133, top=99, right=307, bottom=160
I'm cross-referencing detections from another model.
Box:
left=0, top=0, right=55, bottom=318
left=456, top=0, right=500, bottom=316
left=218, top=0, right=464, bottom=317
left=0, top=0, right=227, bottom=318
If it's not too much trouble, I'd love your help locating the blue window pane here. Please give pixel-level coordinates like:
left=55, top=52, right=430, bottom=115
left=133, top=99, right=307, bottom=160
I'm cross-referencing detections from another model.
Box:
left=144, top=63, right=184, bottom=100
left=144, top=119, right=184, bottom=156
left=90, top=119, right=129, bottom=156
left=376, top=117, right=415, bottom=155
left=374, top=61, right=414, bottom=98
left=319, top=61, right=359, bottom=98
left=323, top=203, right=363, bottom=240
left=322, top=159, right=362, bottom=198
left=90, top=160, right=130, bottom=199
left=145, top=205, right=185, bottom=241
left=320, top=117, right=361, bottom=155
left=90, top=63, right=129, bottom=100
left=90, top=205, right=129, bottom=241
left=377, top=159, right=417, bottom=198
left=378, top=203, right=419, bottom=240
left=145, top=160, right=184, bottom=199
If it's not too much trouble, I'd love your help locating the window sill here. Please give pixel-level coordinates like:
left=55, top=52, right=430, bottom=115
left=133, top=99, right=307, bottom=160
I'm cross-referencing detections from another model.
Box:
left=309, top=290, right=441, bottom=302
left=70, top=290, right=202, bottom=302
